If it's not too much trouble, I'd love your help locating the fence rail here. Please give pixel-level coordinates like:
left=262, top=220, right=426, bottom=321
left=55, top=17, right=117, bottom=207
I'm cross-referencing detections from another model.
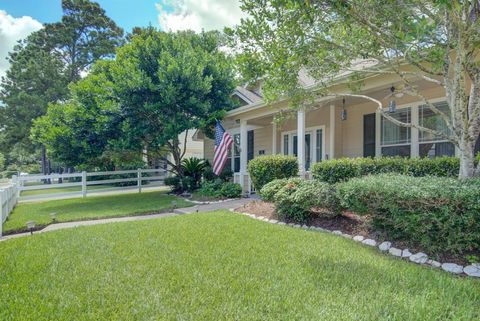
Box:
left=14, top=168, right=168, bottom=201
left=0, top=185, right=18, bottom=237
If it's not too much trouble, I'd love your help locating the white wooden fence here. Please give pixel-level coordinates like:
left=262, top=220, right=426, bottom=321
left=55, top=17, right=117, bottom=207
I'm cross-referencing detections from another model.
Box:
left=0, top=184, right=18, bottom=237
left=14, top=168, right=168, bottom=201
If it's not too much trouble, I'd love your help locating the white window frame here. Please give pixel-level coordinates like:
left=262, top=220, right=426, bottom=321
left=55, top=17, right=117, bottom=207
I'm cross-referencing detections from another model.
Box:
left=375, top=97, right=452, bottom=158
left=281, top=125, right=326, bottom=164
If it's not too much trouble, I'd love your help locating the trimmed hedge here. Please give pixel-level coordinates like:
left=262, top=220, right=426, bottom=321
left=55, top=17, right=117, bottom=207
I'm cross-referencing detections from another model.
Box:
left=311, top=156, right=460, bottom=184
left=248, top=155, right=298, bottom=190
left=261, top=178, right=340, bottom=222
left=337, top=174, right=480, bottom=255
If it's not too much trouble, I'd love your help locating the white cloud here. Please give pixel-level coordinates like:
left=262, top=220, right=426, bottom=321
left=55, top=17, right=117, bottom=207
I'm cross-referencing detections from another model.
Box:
left=0, top=10, right=42, bottom=79
left=156, top=0, right=245, bottom=32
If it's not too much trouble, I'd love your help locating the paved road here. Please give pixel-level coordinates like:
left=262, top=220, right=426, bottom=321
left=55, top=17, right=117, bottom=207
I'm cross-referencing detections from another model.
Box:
left=0, top=198, right=254, bottom=242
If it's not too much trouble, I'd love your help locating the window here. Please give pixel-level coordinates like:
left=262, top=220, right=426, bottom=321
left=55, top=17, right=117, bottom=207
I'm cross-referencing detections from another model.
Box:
left=316, top=129, right=323, bottom=162
left=293, top=135, right=298, bottom=156
left=283, top=135, right=289, bottom=155
left=381, top=108, right=411, bottom=157
left=233, top=134, right=240, bottom=172
left=419, top=102, right=454, bottom=157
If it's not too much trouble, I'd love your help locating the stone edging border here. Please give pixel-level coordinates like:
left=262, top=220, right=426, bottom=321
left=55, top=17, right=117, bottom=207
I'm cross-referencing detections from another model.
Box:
left=229, top=209, right=480, bottom=278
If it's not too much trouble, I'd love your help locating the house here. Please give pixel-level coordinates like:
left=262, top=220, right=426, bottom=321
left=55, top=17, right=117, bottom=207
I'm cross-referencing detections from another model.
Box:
left=196, top=60, right=480, bottom=193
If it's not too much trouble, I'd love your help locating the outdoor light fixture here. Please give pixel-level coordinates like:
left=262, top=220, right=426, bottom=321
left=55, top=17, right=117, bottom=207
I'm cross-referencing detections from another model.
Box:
left=171, top=200, right=177, bottom=209
left=26, top=221, right=36, bottom=235
left=49, top=212, right=57, bottom=223
left=388, top=86, right=397, bottom=113
left=195, top=205, right=199, bottom=213
left=341, top=97, right=347, bottom=121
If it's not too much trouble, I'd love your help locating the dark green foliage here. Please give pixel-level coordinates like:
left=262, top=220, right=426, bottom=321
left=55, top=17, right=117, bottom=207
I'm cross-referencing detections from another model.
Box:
left=247, top=155, right=298, bottom=190
left=312, top=157, right=460, bottom=184
left=181, top=157, right=206, bottom=189
left=165, top=176, right=182, bottom=193
left=271, top=178, right=339, bottom=222
left=337, top=174, right=480, bottom=255
left=0, top=0, right=123, bottom=170
left=219, top=182, right=242, bottom=198
left=259, top=178, right=289, bottom=202
left=203, top=160, right=233, bottom=182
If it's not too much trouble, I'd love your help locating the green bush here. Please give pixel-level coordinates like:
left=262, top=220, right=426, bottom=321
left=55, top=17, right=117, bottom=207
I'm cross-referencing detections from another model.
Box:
left=248, top=155, right=298, bottom=190
left=312, top=156, right=460, bottom=184
left=196, top=181, right=222, bottom=198
left=182, top=157, right=206, bottom=189
left=220, top=182, right=242, bottom=198
left=273, top=178, right=306, bottom=222
left=165, top=176, right=182, bottom=193
left=271, top=178, right=339, bottom=222
left=337, top=174, right=480, bottom=255
left=259, top=178, right=289, bottom=202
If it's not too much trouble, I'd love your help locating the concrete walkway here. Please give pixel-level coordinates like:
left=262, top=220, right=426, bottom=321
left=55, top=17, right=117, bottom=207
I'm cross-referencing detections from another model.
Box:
left=0, top=198, right=253, bottom=242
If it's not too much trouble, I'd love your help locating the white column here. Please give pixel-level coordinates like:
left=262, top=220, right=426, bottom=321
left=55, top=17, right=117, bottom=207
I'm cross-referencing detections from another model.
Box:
left=240, top=120, right=248, bottom=193
left=329, top=105, right=335, bottom=159
left=375, top=110, right=381, bottom=157
left=272, top=121, right=277, bottom=154
left=297, top=109, right=305, bottom=174
left=240, top=120, right=248, bottom=173
left=411, top=105, right=419, bottom=157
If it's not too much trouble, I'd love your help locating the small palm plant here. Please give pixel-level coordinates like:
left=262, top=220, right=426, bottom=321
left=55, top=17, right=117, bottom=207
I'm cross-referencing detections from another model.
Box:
left=181, top=157, right=207, bottom=189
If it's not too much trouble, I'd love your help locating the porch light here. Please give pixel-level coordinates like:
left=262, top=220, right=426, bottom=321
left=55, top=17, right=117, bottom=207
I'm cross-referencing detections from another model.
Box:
left=388, top=86, right=397, bottom=113
left=26, top=221, right=36, bottom=235
left=341, top=97, right=347, bottom=121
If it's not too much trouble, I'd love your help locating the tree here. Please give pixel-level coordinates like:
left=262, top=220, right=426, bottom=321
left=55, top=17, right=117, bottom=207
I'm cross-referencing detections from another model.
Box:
left=45, top=0, right=124, bottom=82
left=33, top=29, right=236, bottom=174
left=230, top=0, right=480, bottom=178
left=0, top=0, right=124, bottom=172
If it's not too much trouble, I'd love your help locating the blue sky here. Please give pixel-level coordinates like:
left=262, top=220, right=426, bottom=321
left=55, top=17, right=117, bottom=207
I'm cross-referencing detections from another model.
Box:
left=0, top=0, right=165, bottom=32
left=0, top=0, right=243, bottom=77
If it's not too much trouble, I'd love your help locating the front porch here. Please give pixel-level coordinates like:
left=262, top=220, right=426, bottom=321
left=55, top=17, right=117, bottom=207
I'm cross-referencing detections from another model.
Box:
left=202, top=79, right=457, bottom=194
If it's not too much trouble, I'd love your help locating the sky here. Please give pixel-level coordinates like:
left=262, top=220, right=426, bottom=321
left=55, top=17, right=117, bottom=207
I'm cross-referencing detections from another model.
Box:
left=0, top=0, right=245, bottom=78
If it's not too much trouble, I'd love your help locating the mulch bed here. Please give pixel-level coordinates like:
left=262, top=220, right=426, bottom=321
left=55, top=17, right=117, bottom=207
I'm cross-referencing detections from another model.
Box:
left=237, top=200, right=372, bottom=237
left=236, top=200, right=472, bottom=265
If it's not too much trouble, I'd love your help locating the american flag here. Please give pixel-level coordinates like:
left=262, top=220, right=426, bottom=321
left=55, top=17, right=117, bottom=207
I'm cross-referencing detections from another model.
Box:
left=213, top=121, right=233, bottom=176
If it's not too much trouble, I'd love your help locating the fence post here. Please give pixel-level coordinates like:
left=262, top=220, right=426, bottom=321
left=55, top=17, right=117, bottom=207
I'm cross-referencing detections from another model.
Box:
left=82, top=171, right=87, bottom=197
left=137, top=168, right=142, bottom=193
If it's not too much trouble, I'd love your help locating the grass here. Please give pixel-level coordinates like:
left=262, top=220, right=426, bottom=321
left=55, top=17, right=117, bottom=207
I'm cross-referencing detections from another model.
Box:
left=0, top=211, right=478, bottom=321
left=3, top=191, right=192, bottom=234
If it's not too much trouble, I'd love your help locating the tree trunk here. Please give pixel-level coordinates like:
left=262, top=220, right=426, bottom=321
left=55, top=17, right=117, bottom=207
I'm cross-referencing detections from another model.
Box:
left=458, top=138, right=477, bottom=179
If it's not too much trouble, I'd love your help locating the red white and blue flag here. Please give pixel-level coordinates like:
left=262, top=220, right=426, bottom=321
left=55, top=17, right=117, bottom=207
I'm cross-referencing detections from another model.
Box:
left=213, top=121, right=233, bottom=176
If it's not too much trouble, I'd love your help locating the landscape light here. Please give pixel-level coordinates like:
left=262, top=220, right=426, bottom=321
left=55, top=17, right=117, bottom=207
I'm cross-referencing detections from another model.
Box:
left=50, top=212, right=57, bottom=223
left=26, top=221, right=36, bottom=235
left=171, top=200, right=177, bottom=209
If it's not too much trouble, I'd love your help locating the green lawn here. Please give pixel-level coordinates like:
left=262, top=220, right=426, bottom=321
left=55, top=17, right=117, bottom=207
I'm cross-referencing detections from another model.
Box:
left=0, top=211, right=478, bottom=321
left=3, top=191, right=191, bottom=233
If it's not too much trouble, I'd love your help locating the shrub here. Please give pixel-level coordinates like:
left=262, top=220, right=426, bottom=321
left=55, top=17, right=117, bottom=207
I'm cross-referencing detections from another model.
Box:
left=259, top=178, right=289, bottom=202
left=272, top=178, right=339, bottom=222
left=290, top=180, right=340, bottom=217
left=337, top=174, right=480, bottom=255
left=219, top=182, right=242, bottom=198
left=273, top=178, right=306, bottom=222
left=195, top=180, right=222, bottom=198
left=311, top=156, right=460, bottom=183
left=165, top=176, right=182, bottom=193
left=248, top=155, right=298, bottom=190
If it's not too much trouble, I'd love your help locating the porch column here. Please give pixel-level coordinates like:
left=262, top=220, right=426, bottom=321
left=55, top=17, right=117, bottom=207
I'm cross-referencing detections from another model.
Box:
left=297, top=108, right=305, bottom=174
left=329, top=105, right=335, bottom=159
left=240, top=120, right=248, bottom=192
left=272, top=121, right=277, bottom=154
